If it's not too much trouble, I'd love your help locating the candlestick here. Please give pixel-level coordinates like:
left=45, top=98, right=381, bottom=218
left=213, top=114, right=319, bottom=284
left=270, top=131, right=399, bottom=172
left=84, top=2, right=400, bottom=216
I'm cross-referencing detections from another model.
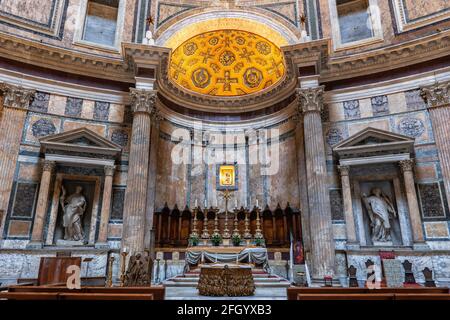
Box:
left=204, top=199, right=207, bottom=208
left=195, top=199, right=198, bottom=207
left=119, top=250, right=128, bottom=287
left=243, top=209, right=252, bottom=239
left=256, top=199, right=259, bottom=208
left=234, top=199, right=238, bottom=208
left=190, top=207, right=199, bottom=239
left=232, top=208, right=240, bottom=238
left=201, top=207, right=210, bottom=239
left=254, top=206, right=263, bottom=240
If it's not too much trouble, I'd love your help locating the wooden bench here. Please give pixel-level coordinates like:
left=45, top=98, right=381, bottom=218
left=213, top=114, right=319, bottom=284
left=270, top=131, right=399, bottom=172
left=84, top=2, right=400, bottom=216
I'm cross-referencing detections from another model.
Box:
left=2, top=285, right=165, bottom=300
left=394, top=293, right=450, bottom=301
left=288, top=287, right=450, bottom=300
left=296, top=293, right=395, bottom=300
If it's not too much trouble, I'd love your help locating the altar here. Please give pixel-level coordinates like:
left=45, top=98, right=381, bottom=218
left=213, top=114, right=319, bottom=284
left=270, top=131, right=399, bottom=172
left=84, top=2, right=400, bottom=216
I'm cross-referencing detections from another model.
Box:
left=197, top=264, right=255, bottom=296
left=184, top=246, right=271, bottom=272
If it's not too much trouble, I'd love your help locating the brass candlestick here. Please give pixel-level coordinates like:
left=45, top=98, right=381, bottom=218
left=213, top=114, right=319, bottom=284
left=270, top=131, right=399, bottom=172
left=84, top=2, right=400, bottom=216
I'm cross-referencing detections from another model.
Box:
left=119, top=250, right=128, bottom=287
left=254, top=206, right=263, bottom=239
left=221, top=190, right=233, bottom=239
left=190, top=207, right=199, bottom=238
left=232, top=208, right=240, bottom=238
left=106, top=256, right=114, bottom=287
left=212, top=207, right=220, bottom=237
left=201, top=207, right=210, bottom=239
left=243, top=209, right=252, bottom=239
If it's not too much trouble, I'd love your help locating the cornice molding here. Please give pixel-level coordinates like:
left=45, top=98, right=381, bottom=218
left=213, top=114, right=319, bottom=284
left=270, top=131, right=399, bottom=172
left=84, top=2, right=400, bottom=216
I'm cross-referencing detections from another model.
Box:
left=0, top=32, right=134, bottom=83
left=322, top=30, right=450, bottom=82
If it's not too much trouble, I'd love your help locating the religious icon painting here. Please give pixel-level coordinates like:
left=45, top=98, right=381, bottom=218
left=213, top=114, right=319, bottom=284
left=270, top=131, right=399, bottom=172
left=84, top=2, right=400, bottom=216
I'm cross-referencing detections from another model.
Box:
left=217, top=164, right=238, bottom=191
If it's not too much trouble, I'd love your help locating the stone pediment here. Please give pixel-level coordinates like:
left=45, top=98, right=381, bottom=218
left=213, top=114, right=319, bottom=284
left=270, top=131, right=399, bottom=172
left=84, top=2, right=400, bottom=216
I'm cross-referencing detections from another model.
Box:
left=40, top=128, right=121, bottom=157
left=333, top=127, right=414, bottom=159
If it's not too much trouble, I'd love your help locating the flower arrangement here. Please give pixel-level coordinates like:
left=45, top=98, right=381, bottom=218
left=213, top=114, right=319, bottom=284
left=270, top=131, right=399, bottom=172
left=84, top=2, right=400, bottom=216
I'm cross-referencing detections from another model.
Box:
left=254, top=237, right=264, bottom=247
left=189, top=234, right=199, bottom=247
left=231, top=234, right=241, bottom=246
left=211, top=233, right=222, bottom=246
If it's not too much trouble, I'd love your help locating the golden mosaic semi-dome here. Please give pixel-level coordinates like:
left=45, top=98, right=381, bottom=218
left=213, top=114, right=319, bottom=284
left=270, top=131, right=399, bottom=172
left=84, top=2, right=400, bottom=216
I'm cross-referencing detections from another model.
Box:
left=168, top=29, right=286, bottom=97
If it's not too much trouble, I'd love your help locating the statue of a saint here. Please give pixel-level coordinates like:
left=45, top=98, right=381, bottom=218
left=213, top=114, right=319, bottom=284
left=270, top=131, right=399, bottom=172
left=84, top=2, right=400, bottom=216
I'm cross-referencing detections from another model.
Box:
left=60, top=185, right=86, bottom=241
left=362, top=187, right=397, bottom=243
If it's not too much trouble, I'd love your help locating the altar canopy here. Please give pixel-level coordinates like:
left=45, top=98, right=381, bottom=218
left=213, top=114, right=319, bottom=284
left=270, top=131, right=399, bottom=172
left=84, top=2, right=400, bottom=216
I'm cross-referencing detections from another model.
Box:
left=184, top=247, right=271, bottom=272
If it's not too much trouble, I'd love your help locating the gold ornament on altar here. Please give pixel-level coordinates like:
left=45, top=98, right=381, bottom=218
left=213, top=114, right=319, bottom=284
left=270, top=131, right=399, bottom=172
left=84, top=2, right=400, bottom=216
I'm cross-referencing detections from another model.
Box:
left=169, top=29, right=286, bottom=97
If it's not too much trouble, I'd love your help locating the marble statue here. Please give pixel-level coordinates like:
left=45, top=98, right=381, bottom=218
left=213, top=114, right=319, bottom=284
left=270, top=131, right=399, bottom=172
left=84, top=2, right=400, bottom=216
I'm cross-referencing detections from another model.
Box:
left=142, top=30, right=155, bottom=45
left=362, top=187, right=397, bottom=243
left=60, top=185, right=86, bottom=241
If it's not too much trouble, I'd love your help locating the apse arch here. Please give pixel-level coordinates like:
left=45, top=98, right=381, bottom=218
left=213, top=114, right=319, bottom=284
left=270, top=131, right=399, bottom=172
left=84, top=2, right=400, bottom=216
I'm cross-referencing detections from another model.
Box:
left=155, top=10, right=299, bottom=49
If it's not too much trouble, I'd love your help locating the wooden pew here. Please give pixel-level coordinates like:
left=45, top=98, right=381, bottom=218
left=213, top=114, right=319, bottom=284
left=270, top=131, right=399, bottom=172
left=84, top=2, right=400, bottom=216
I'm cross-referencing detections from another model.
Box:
left=0, top=292, right=59, bottom=300
left=58, top=293, right=154, bottom=300
left=394, top=294, right=450, bottom=301
left=288, top=287, right=450, bottom=300
left=3, top=285, right=166, bottom=300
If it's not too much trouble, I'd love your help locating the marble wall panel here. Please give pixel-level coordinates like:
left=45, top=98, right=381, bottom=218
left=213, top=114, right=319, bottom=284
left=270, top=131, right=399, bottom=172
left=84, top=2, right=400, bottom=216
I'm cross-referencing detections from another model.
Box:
left=107, top=223, right=122, bottom=238
left=25, top=115, right=61, bottom=144
left=424, top=221, right=450, bottom=239
left=402, top=0, right=450, bottom=21
left=387, top=92, right=407, bottom=114
left=7, top=220, right=31, bottom=237
left=47, top=94, right=67, bottom=116
left=108, top=103, right=125, bottom=123
left=394, top=112, right=429, bottom=143
left=347, top=118, right=390, bottom=136
left=18, top=163, right=41, bottom=182
left=62, top=119, right=106, bottom=137
left=81, top=100, right=95, bottom=119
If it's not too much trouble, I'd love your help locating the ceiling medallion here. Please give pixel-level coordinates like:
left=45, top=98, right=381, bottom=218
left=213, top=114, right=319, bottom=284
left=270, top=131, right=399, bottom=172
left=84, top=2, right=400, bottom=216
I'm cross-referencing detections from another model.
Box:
left=169, top=29, right=286, bottom=97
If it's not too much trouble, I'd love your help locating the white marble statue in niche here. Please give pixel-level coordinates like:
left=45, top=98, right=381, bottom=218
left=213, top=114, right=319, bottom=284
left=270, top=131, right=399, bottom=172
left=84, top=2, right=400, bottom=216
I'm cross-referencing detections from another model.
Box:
left=362, top=187, right=397, bottom=243
left=60, top=185, right=86, bottom=241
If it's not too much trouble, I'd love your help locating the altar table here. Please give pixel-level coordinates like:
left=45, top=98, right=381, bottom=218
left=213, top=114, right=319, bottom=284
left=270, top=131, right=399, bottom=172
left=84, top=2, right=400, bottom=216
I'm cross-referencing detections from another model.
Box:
left=197, top=265, right=255, bottom=296
left=184, top=246, right=270, bottom=272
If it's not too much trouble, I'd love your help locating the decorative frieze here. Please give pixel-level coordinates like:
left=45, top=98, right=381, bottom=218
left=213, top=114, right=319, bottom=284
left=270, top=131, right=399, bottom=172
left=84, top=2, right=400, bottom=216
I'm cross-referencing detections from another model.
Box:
left=93, top=101, right=110, bottom=121
left=0, top=83, right=35, bottom=110
left=296, top=86, right=324, bottom=114
left=421, top=81, right=450, bottom=108
left=65, top=97, right=83, bottom=117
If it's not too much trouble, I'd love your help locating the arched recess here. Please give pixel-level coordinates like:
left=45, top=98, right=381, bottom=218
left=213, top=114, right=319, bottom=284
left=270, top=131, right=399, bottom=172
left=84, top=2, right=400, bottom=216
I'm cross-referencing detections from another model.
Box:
left=156, top=10, right=299, bottom=49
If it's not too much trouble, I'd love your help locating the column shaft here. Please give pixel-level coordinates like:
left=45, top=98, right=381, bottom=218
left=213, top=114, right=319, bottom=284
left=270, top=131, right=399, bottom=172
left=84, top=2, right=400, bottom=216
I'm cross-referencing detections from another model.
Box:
left=97, top=165, right=115, bottom=244
left=400, top=160, right=425, bottom=243
left=338, top=166, right=357, bottom=243
left=298, top=86, right=335, bottom=279
left=121, top=89, right=156, bottom=255
left=30, top=161, right=55, bottom=243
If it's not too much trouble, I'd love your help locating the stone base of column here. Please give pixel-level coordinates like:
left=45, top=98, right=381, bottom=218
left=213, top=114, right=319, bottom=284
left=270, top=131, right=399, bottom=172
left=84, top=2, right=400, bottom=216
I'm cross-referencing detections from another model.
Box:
left=94, top=242, right=110, bottom=249
left=26, top=241, right=44, bottom=249
left=413, top=242, right=430, bottom=250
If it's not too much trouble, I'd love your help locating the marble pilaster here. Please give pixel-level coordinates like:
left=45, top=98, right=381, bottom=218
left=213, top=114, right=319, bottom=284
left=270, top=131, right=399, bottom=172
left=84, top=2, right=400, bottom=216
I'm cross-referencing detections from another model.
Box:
left=421, top=81, right=450, bottom=208
left=297, top=86, right=335, bottom=279
left=0, top=84, right=35, bottom=238
left=29, top=160, right=55, bottom=246
left=97, top=165, right=116, bottom=245
left=121, top=89, right=156, bottom=255
left=399, top=159, right=425, bottom=244
left=338, top=165, right=358, bottom=244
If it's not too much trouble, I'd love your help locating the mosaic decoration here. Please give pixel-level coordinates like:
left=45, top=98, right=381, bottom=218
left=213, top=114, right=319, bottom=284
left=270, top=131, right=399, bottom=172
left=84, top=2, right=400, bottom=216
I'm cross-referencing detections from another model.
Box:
left=29, top=92, right=50, bottom=112
left=398, top=117, right=425, bottom=137
left=11, top=183, right=38, bottom=217
left=330, top=189, right=344, bottom=220
left=371, top=95, right=389, bottom=115
left=111, top=129, right=129, bottom=147
left=326, top=128, right=344, bottom=146
left=94, top=101, right=110, bottom=121
left=343, top=100, right=361, bottom=119
left=169, top=30, right=286, bottom=96
left=65, top=97, right=83, bottom=117
left=31, top=118, right=56, bottom=137
left=418, top=183, right=446, bottom=218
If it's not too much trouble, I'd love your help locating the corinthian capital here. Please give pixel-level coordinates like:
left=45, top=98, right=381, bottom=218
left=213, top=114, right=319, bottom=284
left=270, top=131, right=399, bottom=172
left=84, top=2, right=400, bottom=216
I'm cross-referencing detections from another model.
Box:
left=399, top=159, right=414, bottom=173
left=421, top=81, right=450, bottom=108
left=151, top=107, right=164, bottom=124
left=130, top=88, right=157, bottom=115
left=296, top=86, right=324, bottom=114
left=1, top=83, right=35, bottom=110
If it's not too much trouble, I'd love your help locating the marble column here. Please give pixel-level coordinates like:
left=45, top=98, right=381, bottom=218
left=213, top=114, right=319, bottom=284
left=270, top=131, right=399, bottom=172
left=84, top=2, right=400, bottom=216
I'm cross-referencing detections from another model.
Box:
left=421, top=81, right=450, bottom=206
left=145, top=109, right=163, bottom=257
left=0, top=84, right=35, bottom=237
left=97, top=165, right=116, bottom=246
left=399, top=159, right=425, bottom=244
left=294, top=117, right=311, bottom=255
left=29, top=160, right=55, bottom=246
left=297, top=86, right=335, bottom=279
left=338, top=165, right=357, bottom=245
left=121, top=89, right=156, bottom=255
